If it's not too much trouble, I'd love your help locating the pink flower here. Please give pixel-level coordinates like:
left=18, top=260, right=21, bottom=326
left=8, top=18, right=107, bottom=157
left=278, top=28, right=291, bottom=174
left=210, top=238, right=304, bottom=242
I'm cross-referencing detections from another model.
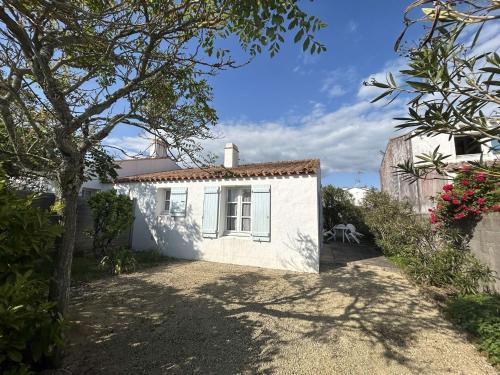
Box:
left=477, top=197, right=485, bottom=205
left=441, top=194, right=452, bottom=201
left=475, top=172, right=486, bottom=182
left=493, top=205, right=500, bottom=212
left=452, top=199, right=460, bottom=205
left=462, top=195, right=468, bottom=201
left=454, top=212, right=466, bottom=220
left=443, top=184, right=453, bottom=192
left=466, top=189, right=474, bottom=196
left=430, top=212, right=438, bottom=224
left=462, top=164, right=470, bottom=172
left=462, top=179, right=469, bottom=186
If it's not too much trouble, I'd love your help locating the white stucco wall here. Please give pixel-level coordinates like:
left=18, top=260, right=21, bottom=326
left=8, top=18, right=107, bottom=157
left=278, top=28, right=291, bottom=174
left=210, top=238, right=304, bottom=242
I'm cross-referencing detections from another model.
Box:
left=114, top=175, right=320, bottom=273
left=410, top=134, right=497, bottom=164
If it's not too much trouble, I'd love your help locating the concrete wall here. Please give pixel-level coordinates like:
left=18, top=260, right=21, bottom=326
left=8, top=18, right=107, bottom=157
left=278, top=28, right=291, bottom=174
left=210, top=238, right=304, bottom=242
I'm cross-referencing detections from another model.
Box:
left=410, top=134, right=497, bottom=165
left=469, top=213, right=500, bottom=293
left=115, top=175, right=321, bottom=273
left=380, top=134, right=421, bottom=210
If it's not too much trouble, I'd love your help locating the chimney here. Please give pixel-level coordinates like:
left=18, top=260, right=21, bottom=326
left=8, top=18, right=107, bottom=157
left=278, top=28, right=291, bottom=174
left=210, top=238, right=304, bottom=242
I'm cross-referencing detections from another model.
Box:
left=224, top=143, right=239, bottom=168
left=150, top=137, right=167, bottom=158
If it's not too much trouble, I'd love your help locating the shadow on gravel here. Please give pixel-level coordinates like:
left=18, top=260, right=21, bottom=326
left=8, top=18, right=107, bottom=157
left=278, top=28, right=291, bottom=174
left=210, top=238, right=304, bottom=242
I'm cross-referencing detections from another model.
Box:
left=65, top=261, right=452, bottom=374
left=64, top=274, right=279, bottom=375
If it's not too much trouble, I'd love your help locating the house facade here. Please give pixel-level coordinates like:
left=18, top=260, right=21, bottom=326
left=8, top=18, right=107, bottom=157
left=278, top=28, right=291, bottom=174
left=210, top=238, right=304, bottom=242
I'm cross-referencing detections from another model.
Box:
left=113, top=144, right=322, bottom=273
left=381, top=132, right=498, bottom=213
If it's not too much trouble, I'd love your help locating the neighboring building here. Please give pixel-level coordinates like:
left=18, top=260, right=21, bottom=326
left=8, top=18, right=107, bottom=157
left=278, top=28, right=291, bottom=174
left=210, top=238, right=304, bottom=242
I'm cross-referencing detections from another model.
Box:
left=80, top=139, right=181, bottom=197
left=343, top=187, right=370, bottom=206
left=112, top=143, right=322, bottom=273
left=381, top=132, right=498, bottom=213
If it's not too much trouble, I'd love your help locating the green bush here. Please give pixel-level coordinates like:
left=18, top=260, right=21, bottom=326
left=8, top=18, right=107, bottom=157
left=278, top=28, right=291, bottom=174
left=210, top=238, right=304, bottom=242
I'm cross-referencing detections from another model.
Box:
left=0, top=169, right=63, bottom=373
left=98, top=248, right=137, bottom=275
left=446, top=294, right=500, bottom=366
left=87, top=189, right=134, bottom=258
left=361, top=190, right=492, bottom=294
left=322, top=185, right=368, bottom=235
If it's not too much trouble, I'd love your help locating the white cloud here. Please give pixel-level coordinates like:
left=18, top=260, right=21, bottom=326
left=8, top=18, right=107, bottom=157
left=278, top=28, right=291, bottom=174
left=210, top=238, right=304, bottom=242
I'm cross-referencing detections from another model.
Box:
left=347, top=20, right=358, bottom=33
left=107, top=95, right=405, bottom=177
left=320, top=67, right=356, bottom=98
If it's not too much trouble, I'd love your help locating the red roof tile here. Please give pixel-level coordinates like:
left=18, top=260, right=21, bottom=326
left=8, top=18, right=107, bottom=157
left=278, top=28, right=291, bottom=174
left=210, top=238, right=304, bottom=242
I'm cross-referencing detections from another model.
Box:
left=116, top=159, right=320, bottom=183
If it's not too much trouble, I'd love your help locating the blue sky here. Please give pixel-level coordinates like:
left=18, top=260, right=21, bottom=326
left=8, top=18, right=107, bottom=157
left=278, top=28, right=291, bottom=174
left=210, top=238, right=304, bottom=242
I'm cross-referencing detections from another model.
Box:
left=109, top=1, right=422, bottom=188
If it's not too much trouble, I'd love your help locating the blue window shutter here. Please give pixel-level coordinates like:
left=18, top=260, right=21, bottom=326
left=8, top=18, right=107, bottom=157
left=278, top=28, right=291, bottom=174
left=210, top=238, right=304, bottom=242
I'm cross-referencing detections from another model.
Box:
left=169, top=187, right=187, bottom=217
left=202, top=186, right=220, bottom=238
left=251, top=185, right=271, bottom=242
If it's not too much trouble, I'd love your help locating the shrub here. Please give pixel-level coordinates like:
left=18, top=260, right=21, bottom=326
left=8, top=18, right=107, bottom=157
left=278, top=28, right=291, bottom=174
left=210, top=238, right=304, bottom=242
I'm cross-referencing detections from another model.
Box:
left=98, top=248, right=137, bottom=275
left=446, top=294, right=500, bottom=366
left=0, top=168, right=63, bottom=373
left=430, top=164, right=499, bottom=227
left=88, top=189, right=134, bottom=258
left=322, top=185, right=368, bottom=234
left=361, top=190, right=492, bottom=294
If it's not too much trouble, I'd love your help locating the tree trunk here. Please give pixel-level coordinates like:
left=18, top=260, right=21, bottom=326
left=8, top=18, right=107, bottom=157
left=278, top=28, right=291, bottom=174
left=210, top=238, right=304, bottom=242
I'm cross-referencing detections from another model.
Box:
left=49, top=187, right=79, bottom=316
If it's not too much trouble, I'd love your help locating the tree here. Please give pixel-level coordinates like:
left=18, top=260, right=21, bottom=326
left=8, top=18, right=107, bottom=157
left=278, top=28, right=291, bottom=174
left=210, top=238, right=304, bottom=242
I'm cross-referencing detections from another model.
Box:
left=322, top=185, right=366, bottom=232
left=368, top=0, right=499, bottom=182
left=0, top=1, right=326, bottom=316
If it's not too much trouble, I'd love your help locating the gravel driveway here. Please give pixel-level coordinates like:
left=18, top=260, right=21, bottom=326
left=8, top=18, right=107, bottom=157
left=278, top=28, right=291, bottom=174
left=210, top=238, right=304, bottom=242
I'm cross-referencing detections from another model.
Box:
left=64, top=259, right=495, bottom=374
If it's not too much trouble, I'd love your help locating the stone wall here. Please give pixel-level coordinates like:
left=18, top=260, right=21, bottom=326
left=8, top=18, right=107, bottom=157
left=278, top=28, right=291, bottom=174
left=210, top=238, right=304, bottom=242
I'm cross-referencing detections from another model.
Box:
left=469, top=213, right=500, bottom=293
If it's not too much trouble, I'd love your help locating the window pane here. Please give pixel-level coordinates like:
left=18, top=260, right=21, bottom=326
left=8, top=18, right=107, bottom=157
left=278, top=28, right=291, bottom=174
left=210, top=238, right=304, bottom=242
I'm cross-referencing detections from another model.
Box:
left=165, top=201, right=170, bottom=212
left=242, top=203, right=251, bottom=217
left=165, top=189, right=171, bottom=201
left=242, top=189, right=251, bottom=202
left=454, top=136, right=481, bottom=155
left=227, top=202, right=237, bottom=216
left=241, top=218, right=251, bottom=232
left=226, top=217, right=236, bottom=231
left=227, top=188, right=237, bottom=202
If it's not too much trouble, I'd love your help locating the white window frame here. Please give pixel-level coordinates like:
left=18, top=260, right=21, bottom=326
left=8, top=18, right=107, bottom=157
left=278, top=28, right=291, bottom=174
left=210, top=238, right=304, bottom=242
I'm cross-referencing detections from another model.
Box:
left=81, top=188, right=100, bottom=199
left=224, top=187, right=251, bottom=235
left=163, top=188, right=171, bottom=214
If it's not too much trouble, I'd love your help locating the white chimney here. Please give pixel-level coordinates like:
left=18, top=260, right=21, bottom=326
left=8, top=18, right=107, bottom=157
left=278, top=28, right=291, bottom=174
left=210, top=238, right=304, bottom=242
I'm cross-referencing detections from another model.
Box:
left=224, top=143, right=239, bottom=168
left=149, top=137, right=167, bottom=158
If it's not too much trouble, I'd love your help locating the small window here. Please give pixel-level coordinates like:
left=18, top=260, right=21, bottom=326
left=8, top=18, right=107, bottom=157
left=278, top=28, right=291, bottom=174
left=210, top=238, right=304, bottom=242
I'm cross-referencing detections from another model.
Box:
left=81, top=188, right=100, bottom=199
left=164, top=189, right=171, bottom=213
left=225, top=187, right=251, bottom=233
left=454, top=136, right=482, bottom=155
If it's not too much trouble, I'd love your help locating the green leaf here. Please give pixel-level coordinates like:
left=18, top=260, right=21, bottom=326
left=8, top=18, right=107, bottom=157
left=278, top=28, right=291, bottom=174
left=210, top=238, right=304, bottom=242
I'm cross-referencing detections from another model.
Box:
left=371, top=90, right=392, bottom=103
left=7, top=350, right=22, bottom=362
left=294, top=29, right=304, bottom=43
left=302, top=37, right=310, bottom=51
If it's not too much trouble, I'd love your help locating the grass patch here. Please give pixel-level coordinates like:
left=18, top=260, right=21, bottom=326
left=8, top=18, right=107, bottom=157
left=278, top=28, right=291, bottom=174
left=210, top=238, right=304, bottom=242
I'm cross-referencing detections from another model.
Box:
left=445, top=293, right=500, bottom=367
left=72, top=249, right=169, bottom=282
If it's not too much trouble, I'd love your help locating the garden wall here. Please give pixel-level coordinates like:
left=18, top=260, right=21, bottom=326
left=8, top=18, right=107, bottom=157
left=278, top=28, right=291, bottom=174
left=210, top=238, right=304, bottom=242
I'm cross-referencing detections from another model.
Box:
left=469, top=213, right=500, bottom=293
left=30, top=192, right=134, bottom=254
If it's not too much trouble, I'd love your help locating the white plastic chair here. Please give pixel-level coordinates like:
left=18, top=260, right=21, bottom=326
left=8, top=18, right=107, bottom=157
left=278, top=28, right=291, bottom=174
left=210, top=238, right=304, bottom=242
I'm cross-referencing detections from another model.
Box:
left=345, top=224, right=363, bottom=244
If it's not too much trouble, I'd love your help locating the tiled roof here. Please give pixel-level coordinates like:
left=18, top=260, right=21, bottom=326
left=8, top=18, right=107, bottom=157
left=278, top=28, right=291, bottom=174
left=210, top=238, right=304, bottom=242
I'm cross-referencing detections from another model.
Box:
left=116, top=159, right=320, bottom=183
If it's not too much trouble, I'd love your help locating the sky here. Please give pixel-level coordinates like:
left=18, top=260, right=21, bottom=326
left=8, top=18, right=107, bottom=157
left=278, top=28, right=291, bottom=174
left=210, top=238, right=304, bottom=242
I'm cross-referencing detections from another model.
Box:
left=106, top=1, right=433, bottom=188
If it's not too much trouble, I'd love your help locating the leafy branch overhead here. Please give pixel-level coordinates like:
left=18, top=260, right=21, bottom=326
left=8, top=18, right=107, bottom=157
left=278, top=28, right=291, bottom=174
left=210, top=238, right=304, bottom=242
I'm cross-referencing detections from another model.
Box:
left=366, top=0, right=499, bottom=181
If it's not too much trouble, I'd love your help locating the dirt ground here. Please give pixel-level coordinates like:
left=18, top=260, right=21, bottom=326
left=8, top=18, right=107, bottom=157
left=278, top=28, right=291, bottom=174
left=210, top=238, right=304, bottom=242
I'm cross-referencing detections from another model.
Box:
left=63, top=258, right=495, bottom=375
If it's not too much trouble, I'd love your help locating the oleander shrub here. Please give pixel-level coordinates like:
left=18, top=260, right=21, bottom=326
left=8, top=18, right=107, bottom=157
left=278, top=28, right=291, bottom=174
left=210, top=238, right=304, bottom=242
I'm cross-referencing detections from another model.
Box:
left=361, top=190, right=492, bottom=294
left=0, top=168, right=63, bottom=373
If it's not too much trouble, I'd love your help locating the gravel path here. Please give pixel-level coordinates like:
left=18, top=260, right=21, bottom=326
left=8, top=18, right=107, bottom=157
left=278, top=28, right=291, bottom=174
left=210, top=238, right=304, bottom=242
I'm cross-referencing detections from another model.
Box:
left=64, top=260, right=495, bottom=374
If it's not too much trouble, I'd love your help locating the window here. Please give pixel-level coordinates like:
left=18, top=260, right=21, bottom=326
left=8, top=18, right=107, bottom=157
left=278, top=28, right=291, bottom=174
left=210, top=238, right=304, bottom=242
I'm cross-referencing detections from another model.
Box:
left=164, top=189, right=171, bottom=213
left=454, top=136, right=482, bottom=155
left=225, top=187, right=251, bottom=233
left=81, top=188, right=100, bottom=199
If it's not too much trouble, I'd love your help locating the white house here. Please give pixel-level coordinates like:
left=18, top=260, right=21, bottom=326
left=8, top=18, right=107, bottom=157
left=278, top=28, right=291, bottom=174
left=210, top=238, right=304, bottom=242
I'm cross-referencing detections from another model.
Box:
left=381, top=132, right=498, bottom=213
left=343, top=187, right=370, bottom=206
left=113, top=143, right=322, bottom=273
